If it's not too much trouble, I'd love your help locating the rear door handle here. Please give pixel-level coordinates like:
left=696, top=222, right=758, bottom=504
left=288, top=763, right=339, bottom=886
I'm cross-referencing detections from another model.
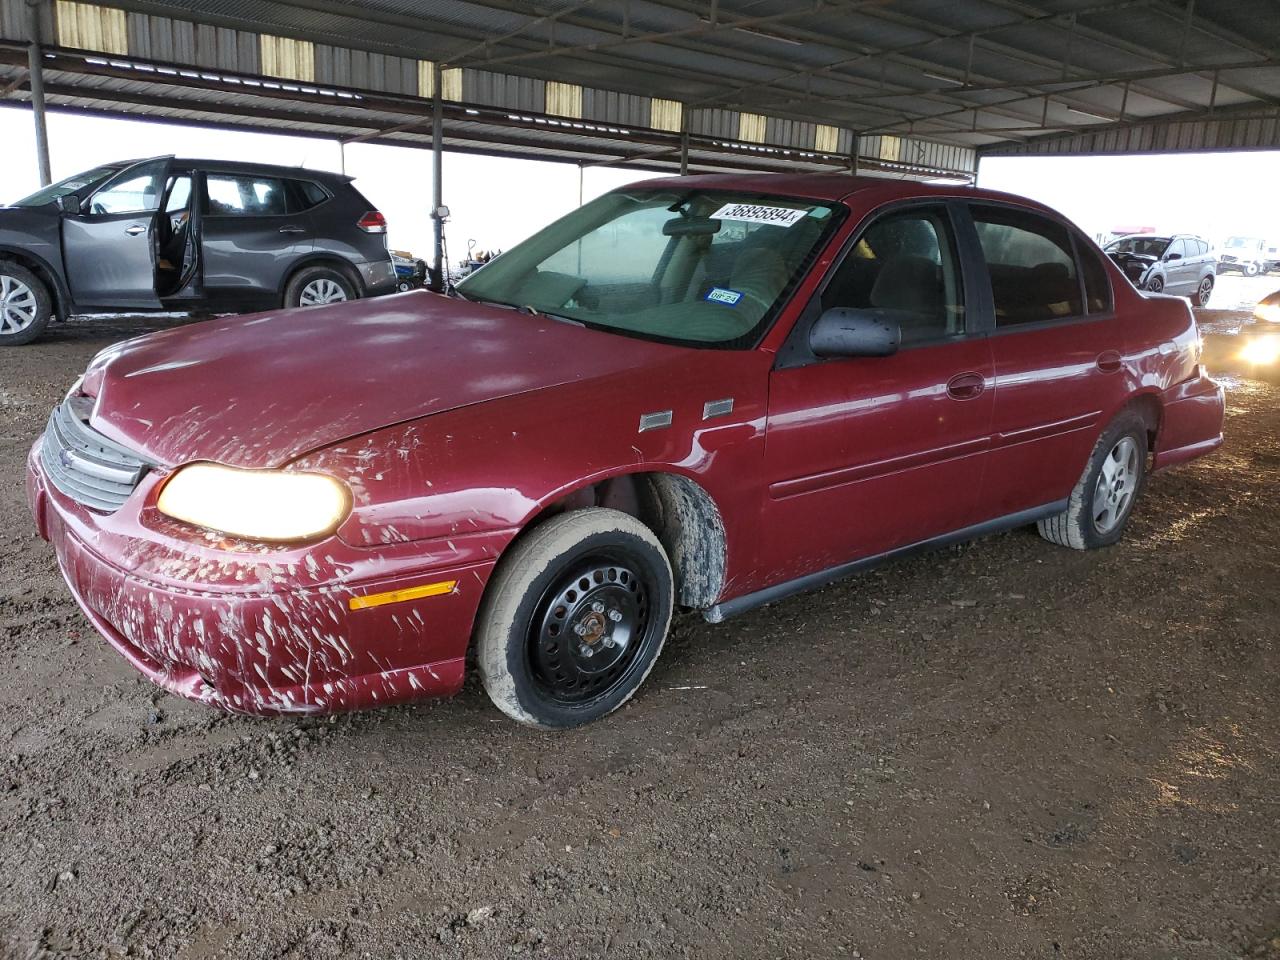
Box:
left=1096, top=350, right=1123, bottom=373
left=946, top=372, right=986, bottom=401
left=125, top=223, right=146, bottom=236
left=278, top=225, right=306, bottom=234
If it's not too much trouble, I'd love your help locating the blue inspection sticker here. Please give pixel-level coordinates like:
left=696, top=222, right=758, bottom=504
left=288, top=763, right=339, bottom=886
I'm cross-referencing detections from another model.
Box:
left=705, top=287, right=744, bottom=307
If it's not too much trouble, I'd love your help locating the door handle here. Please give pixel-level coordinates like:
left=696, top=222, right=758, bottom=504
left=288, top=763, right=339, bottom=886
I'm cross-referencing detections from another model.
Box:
left=1096, top=350, right=1123, bottom=373
left=125, top=224, right=147, bottom=236
left=946, top=372, right=986, bottom=401
left=278, top=225, right=306, bottom=234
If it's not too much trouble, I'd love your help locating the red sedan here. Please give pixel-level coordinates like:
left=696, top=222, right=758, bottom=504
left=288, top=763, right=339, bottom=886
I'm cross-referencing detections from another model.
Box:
left=27, top=175, right=1225, bottom=728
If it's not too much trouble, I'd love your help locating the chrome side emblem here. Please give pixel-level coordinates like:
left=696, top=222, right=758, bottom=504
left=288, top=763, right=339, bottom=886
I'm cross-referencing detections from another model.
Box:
left=638, top=410, right=673, bottom=433
left=702, top=398, right=734, bottom=420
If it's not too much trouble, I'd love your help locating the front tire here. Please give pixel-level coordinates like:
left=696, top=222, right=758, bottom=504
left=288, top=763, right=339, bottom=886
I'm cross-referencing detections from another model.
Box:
left=477, top=509, right=674, bottom=729
left=1244, top=262, right=1260, bottom=277
left=284, top=265, right=357, bottom=309
left=1145, top=275, right=1164, bottom=294
left=0, top=262, right=52, bottom=346
left=1038, top=412, right=1148, bottom=550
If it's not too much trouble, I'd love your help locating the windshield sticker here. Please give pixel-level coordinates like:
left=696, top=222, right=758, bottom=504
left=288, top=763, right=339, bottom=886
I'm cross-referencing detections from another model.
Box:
left=705, top=287, right=744, bottom=306
left=711, top=203, right=810, bottom=228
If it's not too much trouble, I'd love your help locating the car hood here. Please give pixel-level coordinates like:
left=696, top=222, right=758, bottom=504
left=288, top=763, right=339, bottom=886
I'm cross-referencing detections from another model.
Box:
left=82, top=292, right=683, bottom=469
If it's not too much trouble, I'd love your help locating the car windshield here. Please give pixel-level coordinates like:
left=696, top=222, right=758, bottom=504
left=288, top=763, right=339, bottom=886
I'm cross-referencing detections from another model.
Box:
left=1224, top=236, right=1260, bottom=249
left=1106, top=236, right=1171, bottom=257
left=456, top=189, right=844, bottom=348
left=10, top=164, right=124, bottom=208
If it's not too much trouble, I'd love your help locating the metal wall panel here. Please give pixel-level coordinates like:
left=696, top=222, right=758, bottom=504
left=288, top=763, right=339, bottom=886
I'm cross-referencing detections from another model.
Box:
left=463, top=67, right=543, bottom=112
left=980, top=111, right=1280, bottom=157
left=688, top=108, right=739, bottom=140
left=580, top=87, right=649, bottom=129
left=314, top=44, right=417, bottom=96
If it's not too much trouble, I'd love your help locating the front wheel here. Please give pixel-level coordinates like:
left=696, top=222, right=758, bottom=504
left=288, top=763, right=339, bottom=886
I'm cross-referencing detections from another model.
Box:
left=284, top=265, right=357, bottom=309
left=1038, top=412, right=1148, bottom=550
left=0, top=262, right=52, bottom=346
left=1194, top=274, right=1213, bottom=307
left=1244, top=262, right=1260, bottom=277
left=1145, top=275, right=1164, bottom=294
left=477, top=509, right=674, bottom=729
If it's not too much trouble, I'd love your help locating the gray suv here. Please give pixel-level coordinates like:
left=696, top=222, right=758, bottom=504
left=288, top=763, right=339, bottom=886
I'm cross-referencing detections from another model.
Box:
left=1103, top=233, right=1217, bottom=307
left=0, top=157, right=396, bottom=345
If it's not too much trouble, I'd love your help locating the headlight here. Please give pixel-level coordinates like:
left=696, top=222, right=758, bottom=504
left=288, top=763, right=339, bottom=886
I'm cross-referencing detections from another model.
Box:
left=1254, top=302, right=1280, bottom=325
left=157, top=464, right=351, bottom=542
left=1240, top=335, right=1280, bottom=366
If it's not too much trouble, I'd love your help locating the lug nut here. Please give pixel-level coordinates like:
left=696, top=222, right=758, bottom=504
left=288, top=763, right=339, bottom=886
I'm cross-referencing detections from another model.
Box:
left=579, top=644, right=594, bottom=658
left=573, top=623, right=589, bottom=637
left=607, top=609, right=623, bottom=622
left=591, top=601, right=606, bottom=614
left=602, top=637, right=616, bottom=649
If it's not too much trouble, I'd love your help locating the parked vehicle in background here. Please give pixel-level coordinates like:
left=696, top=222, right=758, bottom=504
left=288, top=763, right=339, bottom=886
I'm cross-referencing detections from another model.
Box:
left=1104, top=233, right=1217, bottom=306
left=28, top=175, right=1225, bottom=727
left=1217, top=236, right=1280, bottom=277
left=0, top=157, right=396, bottom=345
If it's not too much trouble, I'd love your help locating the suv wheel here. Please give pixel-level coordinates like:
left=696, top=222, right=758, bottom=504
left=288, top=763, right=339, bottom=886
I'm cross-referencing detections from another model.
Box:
left=1037, top=412, right=1148, bottom=551
left=285, top=266, right=357, bottom=309
left=1145, top=275, right=1164, bottom=294
left=477, top=509, right=674, bottom=729
left=1194, top=274, right=1214, bottom=307
left=0, top=263, right=52, bottom=346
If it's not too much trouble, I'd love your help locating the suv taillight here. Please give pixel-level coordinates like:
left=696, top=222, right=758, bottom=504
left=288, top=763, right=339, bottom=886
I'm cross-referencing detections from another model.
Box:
left=357, top=211, right=387, bottom=234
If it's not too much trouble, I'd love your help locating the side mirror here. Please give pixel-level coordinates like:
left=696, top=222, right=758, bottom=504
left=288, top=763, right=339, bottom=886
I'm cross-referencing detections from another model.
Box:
left=1164, top=252, right=1182, bottom=261
left=809, top=307, right=901, bottom=359
left=57, top=194, right=81, bottom=215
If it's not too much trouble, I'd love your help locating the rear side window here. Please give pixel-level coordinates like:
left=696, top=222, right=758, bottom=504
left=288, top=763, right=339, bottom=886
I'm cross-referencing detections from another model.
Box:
left=971, top=206, right=1083, bottom=326
left=293, top=180, right=330, bottom=210
left=820, top=206, right=964, bottom=346
left=205, top=175, right=288, bottom=216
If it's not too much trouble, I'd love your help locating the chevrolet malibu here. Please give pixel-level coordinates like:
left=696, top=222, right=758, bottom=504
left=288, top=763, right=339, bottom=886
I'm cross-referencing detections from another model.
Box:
left=27, top=174, right=1226, bottom=728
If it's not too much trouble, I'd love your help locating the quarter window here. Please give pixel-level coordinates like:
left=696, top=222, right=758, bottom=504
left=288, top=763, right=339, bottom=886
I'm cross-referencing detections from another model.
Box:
left=972, top=206, right=1083, bottom=326
left=205, top=175, right=289, bottom=216
left=294, top=180, right=330, bottom=210
left=820, top=207, right=964, bottom=346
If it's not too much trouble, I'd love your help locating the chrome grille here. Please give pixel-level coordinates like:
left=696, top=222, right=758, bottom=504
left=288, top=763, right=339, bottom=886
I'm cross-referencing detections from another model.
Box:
left=40, top=397, right=150, bottom=512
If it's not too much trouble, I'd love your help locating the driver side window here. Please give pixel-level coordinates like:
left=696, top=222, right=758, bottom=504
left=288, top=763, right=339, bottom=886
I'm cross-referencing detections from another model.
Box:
left=88, top=161, right=167, bottom=216
left=820, top=206, right=965, bottom=347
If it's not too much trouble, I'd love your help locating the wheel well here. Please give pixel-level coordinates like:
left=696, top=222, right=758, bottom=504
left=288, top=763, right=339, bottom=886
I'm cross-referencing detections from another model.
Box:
left=1127, top=394, right=1162, bottom=452
left=523, top=473, right=728, bottom=610
left=0, top=251, right=66, bottom=319
left=282, top=256, right=363, bottom=300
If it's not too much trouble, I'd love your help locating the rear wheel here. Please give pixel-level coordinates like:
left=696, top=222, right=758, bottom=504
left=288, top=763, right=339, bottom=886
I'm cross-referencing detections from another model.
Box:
left=1038, top=412, right=1148, bottom=550
left=1194, top=274, right=1214, bottom=307
left=477, top=509, right=674, bottom=729
left=0, top=262, right=52, bottom=346
left=284, top=265, right=357, bottom=309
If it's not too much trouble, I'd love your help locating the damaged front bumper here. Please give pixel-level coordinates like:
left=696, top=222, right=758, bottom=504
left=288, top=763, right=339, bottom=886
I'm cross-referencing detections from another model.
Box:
left=28, top=439, right=495, bottom=716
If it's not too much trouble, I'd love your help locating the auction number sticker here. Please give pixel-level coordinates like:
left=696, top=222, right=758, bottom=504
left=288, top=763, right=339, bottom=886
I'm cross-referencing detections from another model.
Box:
left=711, top=203, right=810, bottom=228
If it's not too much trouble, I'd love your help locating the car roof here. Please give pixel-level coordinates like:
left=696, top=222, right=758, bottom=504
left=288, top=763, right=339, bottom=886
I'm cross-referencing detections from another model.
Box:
left=108, top=156, right=353, bottom=183
left=620, top=171, right=1071, bottom=217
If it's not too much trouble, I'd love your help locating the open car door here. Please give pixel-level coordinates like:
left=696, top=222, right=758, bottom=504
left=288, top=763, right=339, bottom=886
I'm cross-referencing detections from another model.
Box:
left=62, top=157, right=171, bottom=310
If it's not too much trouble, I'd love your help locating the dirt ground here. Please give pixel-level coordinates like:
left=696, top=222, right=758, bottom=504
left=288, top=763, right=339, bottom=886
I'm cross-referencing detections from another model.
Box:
left=0, top=307, right=1277, bottom=960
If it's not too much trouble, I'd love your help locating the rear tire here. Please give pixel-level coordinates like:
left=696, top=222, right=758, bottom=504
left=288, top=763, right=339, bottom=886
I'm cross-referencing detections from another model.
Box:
left=0, top=262, right=52, bottom=346
left=477, top=509, right=674, bottom=729
left=1037, top=412, right=1148, bottom=551
left=284, top=265, right=357, bottom=309
left=1194, top=274, right=1213, bottom=307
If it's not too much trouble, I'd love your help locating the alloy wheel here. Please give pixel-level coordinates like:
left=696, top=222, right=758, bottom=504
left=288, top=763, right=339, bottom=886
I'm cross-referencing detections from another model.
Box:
left=1092, top=436, right=1140, bottom=534
left=1198, top=276, right=1213, bottom=305
left=298, top=277, right=349, bottom=306
left=1146, top=276, right=1164, bottom=293
left=529, top=556, right=652, bottom=705
left=0, top=274, right=37, bottom=334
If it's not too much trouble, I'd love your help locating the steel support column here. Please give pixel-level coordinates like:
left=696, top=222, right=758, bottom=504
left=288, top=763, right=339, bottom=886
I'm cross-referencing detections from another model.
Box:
left=431, top=62, right=444, bottom=289
left=25, top=0, right=51, bottom=186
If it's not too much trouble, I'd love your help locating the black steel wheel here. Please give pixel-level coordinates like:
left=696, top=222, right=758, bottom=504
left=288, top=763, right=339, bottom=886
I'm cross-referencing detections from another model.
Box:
left=477, top=509, right=673, bottom=728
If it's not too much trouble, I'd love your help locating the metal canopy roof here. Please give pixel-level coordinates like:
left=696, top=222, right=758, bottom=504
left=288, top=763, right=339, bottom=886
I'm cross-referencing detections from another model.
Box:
left=1, top=0, right=1279, bottom=179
